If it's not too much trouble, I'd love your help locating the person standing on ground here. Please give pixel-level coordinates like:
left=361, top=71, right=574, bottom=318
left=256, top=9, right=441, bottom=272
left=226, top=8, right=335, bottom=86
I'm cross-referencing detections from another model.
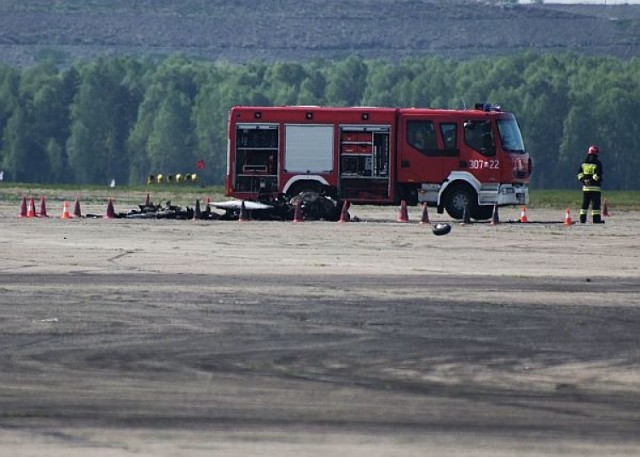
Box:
left=577, top=145, right=604, bottom=224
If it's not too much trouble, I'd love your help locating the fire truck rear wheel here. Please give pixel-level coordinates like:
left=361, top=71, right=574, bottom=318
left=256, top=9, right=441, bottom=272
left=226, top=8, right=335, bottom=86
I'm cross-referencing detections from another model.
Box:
left=444, top=185, right=477, bottom=220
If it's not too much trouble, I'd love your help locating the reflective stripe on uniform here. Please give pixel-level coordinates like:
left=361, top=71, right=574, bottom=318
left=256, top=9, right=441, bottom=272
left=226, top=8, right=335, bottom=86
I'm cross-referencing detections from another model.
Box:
left=582, top=185, right=601, bottom=192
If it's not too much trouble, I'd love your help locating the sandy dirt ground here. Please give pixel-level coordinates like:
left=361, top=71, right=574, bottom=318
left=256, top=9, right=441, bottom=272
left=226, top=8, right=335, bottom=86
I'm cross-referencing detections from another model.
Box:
left=0, top=196, right=639, bottom=456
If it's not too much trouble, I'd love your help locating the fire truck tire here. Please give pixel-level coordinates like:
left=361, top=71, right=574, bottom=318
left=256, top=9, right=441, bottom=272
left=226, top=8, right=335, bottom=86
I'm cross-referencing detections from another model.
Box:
left=444, top=185, right=477, bottom=220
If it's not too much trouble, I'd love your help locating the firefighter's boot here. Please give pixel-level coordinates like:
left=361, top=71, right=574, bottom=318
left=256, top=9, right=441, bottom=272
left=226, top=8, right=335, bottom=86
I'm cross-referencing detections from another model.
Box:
left=579, top=211, right=587, bottom=224
left=593, top=214, right=605, bottom=224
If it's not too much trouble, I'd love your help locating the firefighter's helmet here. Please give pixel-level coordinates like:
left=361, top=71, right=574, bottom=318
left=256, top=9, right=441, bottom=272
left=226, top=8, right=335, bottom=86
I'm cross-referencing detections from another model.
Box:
left=588, top=145, right=599, bottom=155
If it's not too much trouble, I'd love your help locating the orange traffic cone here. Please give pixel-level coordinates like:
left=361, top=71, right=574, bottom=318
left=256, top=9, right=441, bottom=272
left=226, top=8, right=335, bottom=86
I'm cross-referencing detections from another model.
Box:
left=238, top=200, right=250, bottom=222
left=338, top=200, right=351, bottom=223
left=73, top=197, right=82, bottom=218
left=419, top=202, right=430, bottom=225
left=397, top=200, right=409, bottom=222
left=603, top=198, right=609, bottom=217
left=519, top=206, right=529, bottom=223
left=563, top=208, right=573, bottom=226
left=26, top=197, right=37, bottom=218
left=38, top=196, right=50, bottom=217
left=18, top=196, right=27, bottom=218
left=105, top=199, right=116, bottom=219
left=490, top=204, right=500, bottom=225
left=293, top=199, right=303, bottom=223
left=144, top=193, right=151, bottom=207
left=60, top=201, right=72, bottom=219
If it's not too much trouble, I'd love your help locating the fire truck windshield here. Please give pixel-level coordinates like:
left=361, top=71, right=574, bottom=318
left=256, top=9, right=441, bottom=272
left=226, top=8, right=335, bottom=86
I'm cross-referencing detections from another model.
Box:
left=497, top=119, right=526, bottom=154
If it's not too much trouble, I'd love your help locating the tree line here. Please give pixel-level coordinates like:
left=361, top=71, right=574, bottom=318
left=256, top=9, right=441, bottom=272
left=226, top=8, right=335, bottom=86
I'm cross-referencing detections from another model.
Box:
left=1, top=53, right=638, bottom=189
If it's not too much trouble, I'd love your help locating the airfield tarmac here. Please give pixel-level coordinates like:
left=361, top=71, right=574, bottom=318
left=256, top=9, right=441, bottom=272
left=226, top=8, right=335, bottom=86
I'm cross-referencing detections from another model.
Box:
left=0, top=199, right=639, bottom=456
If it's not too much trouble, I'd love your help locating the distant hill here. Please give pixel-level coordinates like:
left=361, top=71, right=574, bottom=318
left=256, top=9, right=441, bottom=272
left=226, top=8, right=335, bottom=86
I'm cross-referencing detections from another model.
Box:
left=1, top=0, right=640, bottom=67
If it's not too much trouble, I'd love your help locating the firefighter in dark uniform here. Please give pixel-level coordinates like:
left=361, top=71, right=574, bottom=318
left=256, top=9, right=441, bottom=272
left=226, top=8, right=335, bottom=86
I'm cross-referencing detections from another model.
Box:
left=577, top=145, right=604, bottom=224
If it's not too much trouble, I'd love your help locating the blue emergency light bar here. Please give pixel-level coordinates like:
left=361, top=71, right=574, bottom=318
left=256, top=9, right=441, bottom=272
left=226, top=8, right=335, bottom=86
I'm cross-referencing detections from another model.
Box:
left=474, top=103, right=502, bottom=112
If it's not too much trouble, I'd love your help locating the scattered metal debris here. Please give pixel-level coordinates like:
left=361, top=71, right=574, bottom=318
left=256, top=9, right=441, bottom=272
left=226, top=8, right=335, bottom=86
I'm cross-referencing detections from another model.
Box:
left=82, top=192, right=344, bottom=221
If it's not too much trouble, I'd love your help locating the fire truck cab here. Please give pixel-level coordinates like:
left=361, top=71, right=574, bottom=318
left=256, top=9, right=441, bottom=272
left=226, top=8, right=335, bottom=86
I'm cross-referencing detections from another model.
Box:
left=226, top=104, right=530, bottom=220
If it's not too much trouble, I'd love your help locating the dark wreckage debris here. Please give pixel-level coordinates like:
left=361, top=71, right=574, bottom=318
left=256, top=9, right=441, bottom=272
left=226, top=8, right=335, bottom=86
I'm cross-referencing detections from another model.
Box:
left=211, top=192, right=343, bottom=222
left=82, top=192, right=345, bottom=221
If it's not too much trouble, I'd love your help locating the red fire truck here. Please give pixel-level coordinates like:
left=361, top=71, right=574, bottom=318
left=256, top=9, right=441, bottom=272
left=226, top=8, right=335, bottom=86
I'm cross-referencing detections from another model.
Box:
left=225, top=104, right=531, bottom=220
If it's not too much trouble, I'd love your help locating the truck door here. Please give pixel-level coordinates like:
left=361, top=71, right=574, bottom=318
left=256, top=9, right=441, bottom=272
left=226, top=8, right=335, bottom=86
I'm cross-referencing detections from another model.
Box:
left=461, top=118, right=501, bottom=184
left=398, top=118, right=460, bottom=185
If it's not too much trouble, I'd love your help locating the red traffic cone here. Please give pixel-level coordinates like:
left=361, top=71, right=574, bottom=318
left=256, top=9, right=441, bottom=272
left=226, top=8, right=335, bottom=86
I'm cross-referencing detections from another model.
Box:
left=17, top=196, right=27, bottom=218
left=338, top=200, right=351, bottom=223
left=519, top=206, right=529, bottom=223
left=397, top=200, right=409, bottom=222
left=144, top=193, right=151, bottom=207
left=293, top=199, right=303, bottom=223
left=603, top=198, right=609, bottom=217
left=60, top=201, right=72, bottom=219
left=490, top=204, right=500, bottom=225
left=73, top=198, right=82, bottom=218
left=105, top=199, right=116, bottom=219
left=26, top=197, right=37, bottom=218
left=38, top=196, right=50, bottom=217
left=563, top=208, right=573, bottom=226
left=419, top=202, right=430, bottom=225
left=238, top=200, right=250, bottom=222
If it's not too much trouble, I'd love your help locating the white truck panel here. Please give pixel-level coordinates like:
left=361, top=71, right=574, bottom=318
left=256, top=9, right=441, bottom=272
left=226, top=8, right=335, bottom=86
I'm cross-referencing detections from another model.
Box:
left=284, top=124, right=334, bottom=173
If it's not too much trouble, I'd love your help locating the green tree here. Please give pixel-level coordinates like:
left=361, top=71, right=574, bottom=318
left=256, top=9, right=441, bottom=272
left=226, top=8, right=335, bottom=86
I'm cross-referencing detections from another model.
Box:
left=325, top=55, right=368, bottom=106
left=147, top=90, right=195, bottom=173
left=0, top=65, right=20, bottom=176
left=128, top=57, right=201, bottom=183
left=263, top=62, right=306, bottom=105
left=297, top=63, right=327, bottom=105
left=402, top=57, right=457, bottom=108
left=362, top=61, right=412, bottom=107
left=2, top=106, right=33, bottom=182
left=192, top=66, right=228, bottom=185
left=67, top=57, right=139, bottom=184
left=1, top=62, right=71, bottom=183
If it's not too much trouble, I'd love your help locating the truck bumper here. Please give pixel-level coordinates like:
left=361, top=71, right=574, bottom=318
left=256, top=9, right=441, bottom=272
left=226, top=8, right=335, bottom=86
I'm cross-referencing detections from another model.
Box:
left=477, top=183, right=528, bottom=206
left=426, top=182, right=529, bottom=208
left=496, top=184, right=529, bottom=206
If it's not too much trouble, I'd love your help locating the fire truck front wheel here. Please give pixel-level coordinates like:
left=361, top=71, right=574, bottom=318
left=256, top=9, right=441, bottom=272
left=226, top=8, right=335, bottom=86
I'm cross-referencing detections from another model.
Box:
left=444, top=185, right=478, bottom=220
